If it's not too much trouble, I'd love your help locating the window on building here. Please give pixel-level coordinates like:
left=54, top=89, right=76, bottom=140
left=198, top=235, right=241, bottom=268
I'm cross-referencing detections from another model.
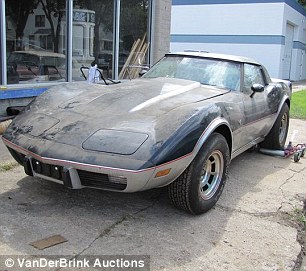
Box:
left=29, top=35, right=35, bottom=49
left=35, top=15, right=45, bottom=27
left=72, top=25, right=84, bottom=57
left=73, top=0, right=114, bottom=80
left=3, top=0, right=153, bottom=85
left=104, top=41, right=113, bottom=51
left=40, top=35, right=53, bottom=51
left=119, top=0, right=149, bottom=79
left=5, top=0, right=67, bottom=85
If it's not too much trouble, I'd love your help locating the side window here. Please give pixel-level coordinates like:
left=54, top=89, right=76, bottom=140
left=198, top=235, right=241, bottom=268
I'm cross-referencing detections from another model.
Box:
left=243, top=64, right=265, bottom=92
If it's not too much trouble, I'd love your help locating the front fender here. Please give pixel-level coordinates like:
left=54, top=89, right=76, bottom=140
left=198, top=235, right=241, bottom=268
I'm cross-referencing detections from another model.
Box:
left=147, top=105, right=233, bottom=169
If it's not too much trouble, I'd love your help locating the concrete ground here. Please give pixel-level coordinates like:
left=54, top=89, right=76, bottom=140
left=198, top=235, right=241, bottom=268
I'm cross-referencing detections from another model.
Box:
left=292, top=80, right=306, bottom=92
left=0, top=119, right=305, bottom=271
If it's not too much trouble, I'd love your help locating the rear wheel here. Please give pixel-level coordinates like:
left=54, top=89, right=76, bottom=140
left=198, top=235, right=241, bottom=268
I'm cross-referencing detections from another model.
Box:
left=260, top=103, right=289, bottom=150
left=168, top=133, right=230, bottom=215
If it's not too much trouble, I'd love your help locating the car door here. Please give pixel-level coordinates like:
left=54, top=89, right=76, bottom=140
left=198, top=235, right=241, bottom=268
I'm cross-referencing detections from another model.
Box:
left=241, top=63, right=272, bottom=143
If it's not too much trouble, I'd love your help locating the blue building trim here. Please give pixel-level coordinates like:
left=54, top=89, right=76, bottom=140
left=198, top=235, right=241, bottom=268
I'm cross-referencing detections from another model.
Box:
left=293, top=41, right=306, bottom=50
left=0, top=87, right=48, bottom=100
left=172, top=0, right=306, bottom=16
left=172, top=0, right=283, bottom=3
left=171, top=34, right=286, bottom=45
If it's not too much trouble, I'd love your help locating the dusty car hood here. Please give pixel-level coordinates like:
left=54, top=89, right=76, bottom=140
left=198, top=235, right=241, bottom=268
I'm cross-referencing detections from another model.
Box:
left=17, top=77, right=228, bottom=136
left=55, top=77, right=226, bottom=115
left=4, top=77, right=228, bottom=161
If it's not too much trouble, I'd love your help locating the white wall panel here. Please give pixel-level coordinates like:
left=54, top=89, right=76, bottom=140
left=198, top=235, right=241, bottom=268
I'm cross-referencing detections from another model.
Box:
left=171, top=3, right=284, bottom=35
left=170, top=42, right=282, bottom=78
left=171, top=1, right=306, bottom=80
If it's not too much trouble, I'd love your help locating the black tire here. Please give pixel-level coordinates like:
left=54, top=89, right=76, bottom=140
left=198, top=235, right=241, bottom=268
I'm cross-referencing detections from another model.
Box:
left=260, top=103, right=289, bottom=150
left=168, top=133, right=230, bottom=215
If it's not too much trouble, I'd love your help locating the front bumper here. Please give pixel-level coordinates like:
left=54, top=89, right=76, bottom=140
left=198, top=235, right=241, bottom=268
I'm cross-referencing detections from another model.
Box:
left=2, top=137, right=191, bottom=193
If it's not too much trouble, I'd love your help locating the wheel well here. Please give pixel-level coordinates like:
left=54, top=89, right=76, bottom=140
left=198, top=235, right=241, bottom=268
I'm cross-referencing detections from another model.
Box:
left=285, top=99, right=290, bottom=109
left=214, top=125, right=232, bottom=153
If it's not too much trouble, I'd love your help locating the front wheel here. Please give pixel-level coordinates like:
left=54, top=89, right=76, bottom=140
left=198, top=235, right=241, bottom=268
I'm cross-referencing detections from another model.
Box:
left=168, top=133, right=230, bottom=215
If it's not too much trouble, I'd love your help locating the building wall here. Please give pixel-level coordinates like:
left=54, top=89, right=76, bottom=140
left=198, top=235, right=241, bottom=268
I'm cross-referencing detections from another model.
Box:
left=282, top=4, right=306, bottom=80
left=152, top=0, right=172, bottom=63
left=170, top=0, right=306, bottom=80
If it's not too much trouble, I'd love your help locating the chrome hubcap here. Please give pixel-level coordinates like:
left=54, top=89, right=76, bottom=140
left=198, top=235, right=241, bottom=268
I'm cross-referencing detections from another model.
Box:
left=199, top=150, right=224, bottom=200
left=279, top=112, right=288, bottom=144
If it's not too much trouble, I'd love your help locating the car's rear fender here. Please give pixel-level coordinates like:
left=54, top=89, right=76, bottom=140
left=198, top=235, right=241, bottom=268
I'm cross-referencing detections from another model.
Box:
left=262, top=93, right=290, bottom=139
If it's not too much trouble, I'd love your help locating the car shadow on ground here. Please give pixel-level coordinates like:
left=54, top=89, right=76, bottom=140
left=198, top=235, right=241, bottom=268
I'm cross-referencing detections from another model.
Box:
left=0, top=150, right=294, bottom=270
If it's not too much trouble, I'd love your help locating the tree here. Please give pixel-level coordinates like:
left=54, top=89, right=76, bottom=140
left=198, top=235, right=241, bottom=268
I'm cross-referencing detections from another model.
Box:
left=39, top=0, right=65, bottom=53
left=6, top=0, right=39, bottom=50
left=120, top=0, right=148, bottom=51
left=297, top=0, right=306, bottom=7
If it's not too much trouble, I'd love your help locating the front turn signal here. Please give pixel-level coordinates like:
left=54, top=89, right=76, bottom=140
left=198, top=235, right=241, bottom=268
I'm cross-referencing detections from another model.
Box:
left=155, top=168, right=171, bottom=178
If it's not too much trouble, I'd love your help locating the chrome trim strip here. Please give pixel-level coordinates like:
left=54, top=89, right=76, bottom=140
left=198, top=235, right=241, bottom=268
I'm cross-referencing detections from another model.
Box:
left=2, top=137, right=154, bottom=174
left=231, top=137, right=264, bottom=159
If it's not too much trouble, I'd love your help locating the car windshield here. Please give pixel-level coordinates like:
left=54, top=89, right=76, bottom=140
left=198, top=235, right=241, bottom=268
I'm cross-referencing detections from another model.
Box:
left=143, top=56, right=241, bottom=91
left=41, top=56, right=65, bottom=67
left=8, top=53, right=65, bottom=68
left=8, top=52, right=40, bottom=66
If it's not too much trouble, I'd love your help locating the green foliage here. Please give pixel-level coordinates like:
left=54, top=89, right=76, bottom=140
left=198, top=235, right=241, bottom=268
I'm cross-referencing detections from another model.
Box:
left=292, top=207, right=306, bottom=232
left=297, top=0, right=306, bottom=7
left=0, top=161, right=19, bottom=172
left=6, top=0, right=39, bottom=40
left=38, top=0, right=66, bottom=52
left=290, top=90, right=306, bottom=120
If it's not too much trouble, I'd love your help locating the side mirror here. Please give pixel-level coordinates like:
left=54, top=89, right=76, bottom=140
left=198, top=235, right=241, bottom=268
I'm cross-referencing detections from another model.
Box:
left=250, top=83, right=264, bottom=98
left=139, top=69, right=148, bottom=77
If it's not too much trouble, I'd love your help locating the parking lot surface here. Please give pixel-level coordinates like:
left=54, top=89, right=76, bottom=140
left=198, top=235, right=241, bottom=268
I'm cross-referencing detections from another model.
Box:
left=0, top=118, right=305, bottom=271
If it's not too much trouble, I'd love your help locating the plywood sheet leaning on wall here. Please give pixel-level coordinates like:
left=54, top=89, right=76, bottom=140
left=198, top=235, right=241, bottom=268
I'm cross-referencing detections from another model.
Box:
left=119, top=33, right=149, bottom=79
left=0, top=120, right=12, bottom=135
